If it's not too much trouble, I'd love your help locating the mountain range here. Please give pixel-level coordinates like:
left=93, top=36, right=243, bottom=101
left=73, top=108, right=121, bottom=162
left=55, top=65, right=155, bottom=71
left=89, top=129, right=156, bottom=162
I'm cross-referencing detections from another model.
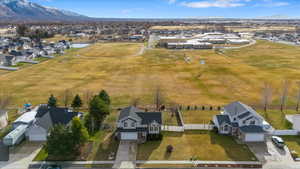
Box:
left=0, top=0, right=91, bottom=22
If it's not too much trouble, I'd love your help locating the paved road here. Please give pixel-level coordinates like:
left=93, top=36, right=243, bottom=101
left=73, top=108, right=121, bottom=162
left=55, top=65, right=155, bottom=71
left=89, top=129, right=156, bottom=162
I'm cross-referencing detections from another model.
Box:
left=113, top=141, right=137, bottom=169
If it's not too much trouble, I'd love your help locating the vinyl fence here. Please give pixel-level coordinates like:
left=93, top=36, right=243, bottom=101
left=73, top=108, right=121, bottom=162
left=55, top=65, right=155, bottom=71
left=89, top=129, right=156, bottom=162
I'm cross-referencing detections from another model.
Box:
left=272, top=130, right=299, bottom=136
left=161, top=125, right=184, bottom=132
left=184, top=124, right=214, bottom=131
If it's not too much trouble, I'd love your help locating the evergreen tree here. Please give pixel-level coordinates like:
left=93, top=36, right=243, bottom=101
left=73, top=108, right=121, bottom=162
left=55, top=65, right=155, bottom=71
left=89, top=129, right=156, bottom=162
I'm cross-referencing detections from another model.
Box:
left=48, top=94, right=57, bottom=107
left=71, top=117, right=89, bottom=147
left=99, top=90, right=111, bottom=105
left=88, top=96, right=109, bottom=132
left=46, top=124, right=74, bottom=159
left=72, top=94, right=83, bottom=110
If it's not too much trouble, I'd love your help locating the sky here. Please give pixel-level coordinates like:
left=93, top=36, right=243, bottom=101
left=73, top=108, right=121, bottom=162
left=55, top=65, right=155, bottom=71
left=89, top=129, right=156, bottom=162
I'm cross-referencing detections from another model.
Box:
left=30, top=0, right=300, bottom=19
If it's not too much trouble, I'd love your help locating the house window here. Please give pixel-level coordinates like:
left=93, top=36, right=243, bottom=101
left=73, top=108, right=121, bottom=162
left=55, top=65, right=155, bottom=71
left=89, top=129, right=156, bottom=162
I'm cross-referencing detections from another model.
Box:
left=131, top=122, right=135, bottom=127
left=250, top=121, right=255, bottom=125
left=124, top=122, right=128, bottom=127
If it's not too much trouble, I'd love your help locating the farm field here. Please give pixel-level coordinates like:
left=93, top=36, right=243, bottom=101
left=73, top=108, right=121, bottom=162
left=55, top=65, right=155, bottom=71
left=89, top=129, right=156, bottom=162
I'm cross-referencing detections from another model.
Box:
left=1, top=40, right=300, bottom=120
left=137, top=131, right=257, bottom=161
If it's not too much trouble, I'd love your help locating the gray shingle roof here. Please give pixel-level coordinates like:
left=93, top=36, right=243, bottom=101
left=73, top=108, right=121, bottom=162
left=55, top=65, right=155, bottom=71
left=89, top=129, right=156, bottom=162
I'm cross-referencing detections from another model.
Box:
left=35, top=105, right=78, bottom=131
left=118, top=106, right=142, bottom=121
left=224, top=101, right=257, bottom=118
left=215, top=115, right=231, bottom=125
left=136, top=112, right=162, bottom=125
left=118, top=106, right=162, bottom=125
left=239, top=125, right=265, bottom=133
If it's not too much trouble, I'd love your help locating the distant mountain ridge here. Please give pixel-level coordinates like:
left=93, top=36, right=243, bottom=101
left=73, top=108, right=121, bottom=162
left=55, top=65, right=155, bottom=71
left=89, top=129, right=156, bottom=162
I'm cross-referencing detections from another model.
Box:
left=0, top=0, right=90, bottom=22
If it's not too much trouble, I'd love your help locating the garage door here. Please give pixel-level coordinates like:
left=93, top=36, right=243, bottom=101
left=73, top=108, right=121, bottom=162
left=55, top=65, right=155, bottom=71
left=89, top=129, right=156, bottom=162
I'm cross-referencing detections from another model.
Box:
left=245, top=134, right=265, bottom=142
left=121, top=132, right=138, bottom=140
left=29, top=135, right=47, bottom=141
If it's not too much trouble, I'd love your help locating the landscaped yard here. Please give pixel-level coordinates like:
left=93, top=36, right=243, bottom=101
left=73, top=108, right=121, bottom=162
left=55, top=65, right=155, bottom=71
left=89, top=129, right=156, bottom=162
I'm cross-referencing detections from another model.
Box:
left=182, top=110, right=219, bottom=124
left=137, top=131, right=257, bottom=161
left=282, top=136, right=300, bottom=152
left=34, top=111, right=119, bottom=161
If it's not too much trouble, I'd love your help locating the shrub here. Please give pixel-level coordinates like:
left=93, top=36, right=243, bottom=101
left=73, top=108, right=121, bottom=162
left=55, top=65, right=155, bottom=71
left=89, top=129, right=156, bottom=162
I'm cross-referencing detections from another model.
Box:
left=166, top=145, right=174, bottom=153
left=147, top=134, right=163, bottom=141
left=291, top=150, right=299, bottom=159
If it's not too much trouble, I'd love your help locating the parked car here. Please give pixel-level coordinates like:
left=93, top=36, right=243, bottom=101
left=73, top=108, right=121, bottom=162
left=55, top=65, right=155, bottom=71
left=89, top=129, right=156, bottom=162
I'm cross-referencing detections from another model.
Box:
left=272, top=136, right=285, bottom=149
left=45, top=165, right=62, bottom=169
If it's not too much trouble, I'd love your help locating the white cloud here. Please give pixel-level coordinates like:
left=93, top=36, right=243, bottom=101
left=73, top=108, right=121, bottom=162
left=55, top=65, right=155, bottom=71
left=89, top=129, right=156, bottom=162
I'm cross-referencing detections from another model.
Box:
left=181, top=0, right=246, bottom=8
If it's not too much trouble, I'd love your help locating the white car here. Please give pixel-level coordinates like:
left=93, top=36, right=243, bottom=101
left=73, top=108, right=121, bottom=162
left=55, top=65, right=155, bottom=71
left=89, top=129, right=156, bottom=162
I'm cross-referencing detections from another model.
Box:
left=272, top=136, right=285, bottom=149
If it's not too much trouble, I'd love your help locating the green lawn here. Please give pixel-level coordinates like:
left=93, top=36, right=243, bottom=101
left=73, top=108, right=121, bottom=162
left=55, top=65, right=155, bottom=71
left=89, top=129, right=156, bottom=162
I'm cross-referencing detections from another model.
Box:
left=282, top=136, right=300, bottom=157
left=137, top=131, right=256, bottom=161
left=258, top=109, right=295, bottom=129
left=182, top=110, right=218, bottom=124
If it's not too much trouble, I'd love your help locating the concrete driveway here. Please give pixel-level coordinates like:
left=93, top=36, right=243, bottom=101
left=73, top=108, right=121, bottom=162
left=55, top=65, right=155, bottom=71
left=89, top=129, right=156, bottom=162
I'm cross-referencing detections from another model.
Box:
left=247, top=139, right=293, bottom=163
left=0, top=141, right=43, bottom=169
left=113, top=141, right=137, bottom=169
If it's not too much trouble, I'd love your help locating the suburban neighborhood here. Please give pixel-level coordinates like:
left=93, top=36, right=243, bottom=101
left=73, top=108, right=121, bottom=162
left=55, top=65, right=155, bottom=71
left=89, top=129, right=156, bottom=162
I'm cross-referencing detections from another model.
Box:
left=1, top=0, right=300, bottom=169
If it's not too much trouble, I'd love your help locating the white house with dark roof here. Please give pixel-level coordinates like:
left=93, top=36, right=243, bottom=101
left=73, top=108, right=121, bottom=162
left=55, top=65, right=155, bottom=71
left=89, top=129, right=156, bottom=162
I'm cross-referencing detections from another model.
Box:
left=116, top=106, right=162, bottom=143
left=213, top=101, right=270, bottom=142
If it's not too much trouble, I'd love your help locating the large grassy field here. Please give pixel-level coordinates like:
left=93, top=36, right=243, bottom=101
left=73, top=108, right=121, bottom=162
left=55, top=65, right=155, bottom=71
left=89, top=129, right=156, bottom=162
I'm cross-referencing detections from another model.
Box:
left=1, top=40, right=300, bottom=119
left=137, top=131, right=256, bottom=161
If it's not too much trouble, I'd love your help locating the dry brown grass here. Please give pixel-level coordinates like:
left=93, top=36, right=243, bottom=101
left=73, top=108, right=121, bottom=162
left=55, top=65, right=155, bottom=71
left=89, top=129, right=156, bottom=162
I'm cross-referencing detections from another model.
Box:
left=44, top=34, right=91, bottom=43
left=1, top=40, right=300, bottom=117
left=150, top=25, right=296, bottom=32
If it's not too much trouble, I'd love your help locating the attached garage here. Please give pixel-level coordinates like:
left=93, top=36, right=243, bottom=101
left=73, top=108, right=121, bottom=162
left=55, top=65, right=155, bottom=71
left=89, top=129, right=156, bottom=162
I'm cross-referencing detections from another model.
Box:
left=244, top=133, right=265, bottom=142
left=239, top=125, right=266, bottom=143
left=27, top=125, right=47, bottom=142
left=121, top=132, right=138, bottom=140
left=29, top=134, right=47, bottom=141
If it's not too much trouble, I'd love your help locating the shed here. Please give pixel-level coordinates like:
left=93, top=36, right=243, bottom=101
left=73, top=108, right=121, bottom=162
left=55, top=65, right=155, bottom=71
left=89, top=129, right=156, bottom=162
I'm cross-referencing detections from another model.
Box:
left=3, top=124, right=28, bottom=146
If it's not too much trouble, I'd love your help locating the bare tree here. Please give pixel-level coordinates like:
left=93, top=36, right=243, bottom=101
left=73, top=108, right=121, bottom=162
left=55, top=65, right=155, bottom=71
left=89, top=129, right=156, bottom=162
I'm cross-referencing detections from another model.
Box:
left=131, top=98, right=140, bottom=107
left=62, top=89, right=72, bottom=107
left=296, top=82, right=300, bottom=112
left=262, top=82, right=272, bottom=113
left=154, top=86, right=164, bottom=111
left=84, top=90, right=93, bottom=108
left=280, top=80, right=290, bottom=112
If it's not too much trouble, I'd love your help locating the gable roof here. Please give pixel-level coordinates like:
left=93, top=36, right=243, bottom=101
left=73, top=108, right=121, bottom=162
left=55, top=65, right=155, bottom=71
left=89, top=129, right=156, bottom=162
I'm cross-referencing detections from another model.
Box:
left=118, top=106, right=142, bottom=121
left=136, top=112, right=162, bottom=125
left=118, top=106, right=162, bottom=125
left=35, top=105, right=78, bottom=131
left=224, top=101, right=258, bottom=118
left=215, top=115, right=231, bottom=125
left=239, top=125, right=265, bottom=133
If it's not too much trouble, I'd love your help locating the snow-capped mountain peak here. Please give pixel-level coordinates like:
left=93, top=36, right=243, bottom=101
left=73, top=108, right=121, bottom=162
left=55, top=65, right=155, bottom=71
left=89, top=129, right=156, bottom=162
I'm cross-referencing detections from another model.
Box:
left=0, top=0, right=88, bottom=22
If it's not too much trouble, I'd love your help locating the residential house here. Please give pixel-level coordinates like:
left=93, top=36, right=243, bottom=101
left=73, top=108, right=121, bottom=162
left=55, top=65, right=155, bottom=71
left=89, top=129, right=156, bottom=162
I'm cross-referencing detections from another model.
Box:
left=26, top=105, right=79, bottom=141
left=213, top=101, right=270, bottom=142
left=116, top=106, right=162, bottom=143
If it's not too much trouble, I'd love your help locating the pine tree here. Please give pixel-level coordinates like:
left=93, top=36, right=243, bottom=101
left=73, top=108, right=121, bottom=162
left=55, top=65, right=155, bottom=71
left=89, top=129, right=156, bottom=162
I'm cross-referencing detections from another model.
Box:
left=71, top=117, right=89, bottom=147
left=48, top=94, right=57, bottom=107
left=99, top=90, right=111, bottom=105
left=72, top=94, right=83, bottom=110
